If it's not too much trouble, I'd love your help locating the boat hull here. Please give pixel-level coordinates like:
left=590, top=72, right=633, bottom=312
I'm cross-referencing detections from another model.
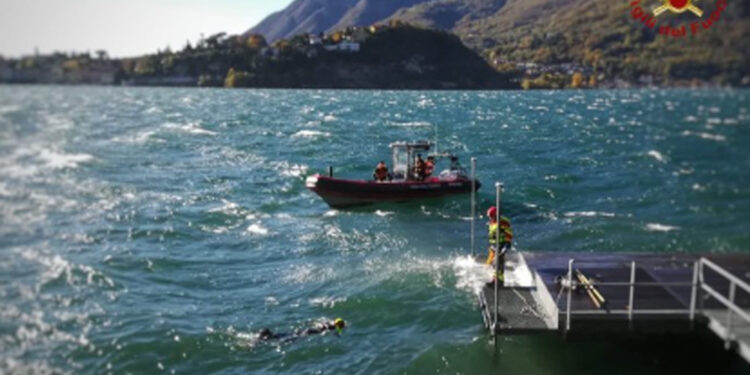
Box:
left=306, top=175, right=480, bottom=208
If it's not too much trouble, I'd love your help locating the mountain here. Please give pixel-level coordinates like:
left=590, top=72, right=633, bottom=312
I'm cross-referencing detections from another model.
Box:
left=249, top=0, right=750, bottom=86
left=249, top=0, right=506, bottom=41
left=388, top=0, right=506, bottom=30
left=247, top=0, right=360, bottom=42
left=450, top=0, right=750, bottom=85
left=247, top=0, right=431, bottom=42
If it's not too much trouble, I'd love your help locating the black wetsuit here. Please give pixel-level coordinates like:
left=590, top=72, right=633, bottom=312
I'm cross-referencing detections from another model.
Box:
left=259, top=323, right=340, bottom=342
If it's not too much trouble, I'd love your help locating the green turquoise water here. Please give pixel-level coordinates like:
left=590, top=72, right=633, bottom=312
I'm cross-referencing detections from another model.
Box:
left=1, top=86, right=749, bottom=374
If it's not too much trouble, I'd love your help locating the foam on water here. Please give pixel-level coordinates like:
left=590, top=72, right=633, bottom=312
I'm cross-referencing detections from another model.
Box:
left=453, top=256, right=492, bottom=296
left=208, top=199, right=245, bottom=216
left=682, top=130, right=727, bottom=142
left=37, top=149, right=94, bottom=170
left=309, top=296, right=347, bottom=308
left=114, top=130, right=160, bottom=144
left=292, top=130, right=331, bottom=138
left=245, top=223, right=270, bottom=236
left=647, top=150, right=666, bottom=162
left=0, top=147, right=94, bottom=178
left=563, top=211, right=616, bottom=218
left=645, top=223, right=680, bottom=232
left=163, top=121, right=217, bottom=136
left=388, top=120, right=432, bottom=127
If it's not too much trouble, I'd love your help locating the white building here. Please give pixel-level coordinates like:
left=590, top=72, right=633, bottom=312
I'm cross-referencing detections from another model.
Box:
left=309, top=35, right=322, bottom=45
left=324, top=41, right=360, bottom=52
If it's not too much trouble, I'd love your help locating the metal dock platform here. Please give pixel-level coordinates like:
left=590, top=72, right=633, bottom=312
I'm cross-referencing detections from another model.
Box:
left=480, top=251, right=750, bottom=364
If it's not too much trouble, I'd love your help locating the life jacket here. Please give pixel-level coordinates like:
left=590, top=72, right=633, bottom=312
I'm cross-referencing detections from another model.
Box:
left=415, top=160, right=425, bottom=175
left=489, top=216, right=513, bottom=245
left=374, top=166, right=389, bottom=180
left=424, top=160, right=435, bottom=176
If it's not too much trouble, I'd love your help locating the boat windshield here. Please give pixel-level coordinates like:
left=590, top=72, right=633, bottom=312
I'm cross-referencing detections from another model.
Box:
left=392, top=147, right=409, bottom=180
left=389, top=141, right=431, bottom=181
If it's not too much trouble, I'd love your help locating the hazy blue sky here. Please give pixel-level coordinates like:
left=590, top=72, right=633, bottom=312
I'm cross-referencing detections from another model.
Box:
left=0, top=0, right=293, bottom=58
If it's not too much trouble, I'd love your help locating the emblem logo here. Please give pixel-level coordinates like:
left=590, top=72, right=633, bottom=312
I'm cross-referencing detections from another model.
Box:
left=653, top=0, right=704, bottom=17
left=630, top=0, right=728, bottom=38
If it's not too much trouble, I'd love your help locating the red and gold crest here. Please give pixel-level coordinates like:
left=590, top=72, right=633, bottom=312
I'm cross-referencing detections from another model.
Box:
left=653, top=0, right=704, bottom=17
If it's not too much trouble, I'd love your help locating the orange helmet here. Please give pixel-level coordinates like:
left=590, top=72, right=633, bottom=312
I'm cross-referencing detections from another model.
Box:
left=487, top=206, right=497, bottom=219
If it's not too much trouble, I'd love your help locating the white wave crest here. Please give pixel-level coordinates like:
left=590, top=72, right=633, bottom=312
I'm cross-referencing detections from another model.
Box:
left=280, top=163, right=308, bottom=178
left=309, top=296, right=347, bottom=308
left=647, top=150, right=665, bottom=162
left=0, top=104, right=20, bottom=115
left=417, top=98, right=434, bottom=108
left=283, top=264, right=334, bottom=284
left=453, top=256, right=492, bottom=295
left=682, top=130, right=726, bottom=142
left=17, top=248, right=115, bottom=290
left=37, top=149, right=94, bottom=170
left=389, top=121, right=432, bottom=128
left=292, top=130, right=331, bottom=138
left=1, top=147, right=94, bottom=178
left=114, top=130, right=160, bottom=144
left=246, top=223, right=270, bottom=236
left=563, top=211, right=615, bottom=218
left=208, top=199, right=247, bottom=217
left=645, top=223, right=680, bottom=232
left=164, top=122, right=216, bottom=136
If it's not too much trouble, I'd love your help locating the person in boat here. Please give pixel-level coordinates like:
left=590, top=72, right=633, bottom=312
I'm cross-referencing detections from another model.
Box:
left=373, top=161, right=392, bottom=182
left=449, top=156, right=462, bottom=171
left=259, top=318, right=346, bottom=342
left=485, top=206, right=513, bottom=286
left=414, top=154, right=426, bottom=180
left=424, top=156, right=435, bottom=178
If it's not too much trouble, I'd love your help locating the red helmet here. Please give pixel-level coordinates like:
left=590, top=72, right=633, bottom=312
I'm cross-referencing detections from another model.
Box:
left=487, top=206, right=497, bottom=219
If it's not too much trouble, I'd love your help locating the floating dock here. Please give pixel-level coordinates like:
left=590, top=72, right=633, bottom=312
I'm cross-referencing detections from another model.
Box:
left=480, top=251, right=750, bottom=363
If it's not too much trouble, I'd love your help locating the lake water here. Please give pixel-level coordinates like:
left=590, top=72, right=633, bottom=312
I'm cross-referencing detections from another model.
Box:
left=1, top=86, right=749, bottom=374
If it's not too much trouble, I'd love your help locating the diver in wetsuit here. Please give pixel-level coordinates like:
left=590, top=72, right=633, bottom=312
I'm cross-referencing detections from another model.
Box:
left=259, top=318, right=346, bottom=342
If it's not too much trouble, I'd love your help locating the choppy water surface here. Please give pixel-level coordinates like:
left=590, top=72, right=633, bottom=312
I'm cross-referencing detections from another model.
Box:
left=1, top=86, right=749, bottom=374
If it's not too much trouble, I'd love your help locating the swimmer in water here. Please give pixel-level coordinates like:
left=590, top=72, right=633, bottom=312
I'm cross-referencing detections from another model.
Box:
left=258, top=318, right=346, bottom=342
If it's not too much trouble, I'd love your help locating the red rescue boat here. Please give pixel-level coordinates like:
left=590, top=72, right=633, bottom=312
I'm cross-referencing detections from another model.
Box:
left=306, top=141, right=480, bottom=208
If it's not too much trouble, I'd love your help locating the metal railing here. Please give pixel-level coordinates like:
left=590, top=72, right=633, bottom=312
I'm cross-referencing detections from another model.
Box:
left=698, top=258, right=750, bottom=349
left=564, top=259, right=698, bottom=332
left=562, top=257, right=750, bottom=351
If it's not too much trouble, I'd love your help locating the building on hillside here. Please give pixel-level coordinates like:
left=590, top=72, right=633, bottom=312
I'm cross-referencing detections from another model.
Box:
left=324, top=40, right=360, bottom=52
left=349, top=27, right=371, bottom=43
left=260, top=47, right=280, bottom=58
left=309, top=34, right=323, bottom=46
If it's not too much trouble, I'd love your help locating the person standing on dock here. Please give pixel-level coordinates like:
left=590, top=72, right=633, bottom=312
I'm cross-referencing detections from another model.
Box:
left=485, top=206, right=513, bottom=285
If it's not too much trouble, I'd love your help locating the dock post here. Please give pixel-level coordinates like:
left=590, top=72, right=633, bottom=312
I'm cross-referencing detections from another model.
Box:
left=690, top=260, right=699, bottom=325
left=492, top=182, right=503, bottom=338
left=566, top=259, right=574, bottom=334
left=470, top=158, right=476, bottom=257
left=328, top=166, right=333, bottom=178
left=726, top=282, right=737, bottom=350
left=628, top=261, right=636, bottom=324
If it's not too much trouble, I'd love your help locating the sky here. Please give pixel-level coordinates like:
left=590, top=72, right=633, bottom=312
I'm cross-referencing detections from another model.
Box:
left=0, top=0, right=293, bottom=58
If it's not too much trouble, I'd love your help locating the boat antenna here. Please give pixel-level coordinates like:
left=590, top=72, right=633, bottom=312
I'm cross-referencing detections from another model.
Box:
left=433, top=124, right=438, bottom=156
